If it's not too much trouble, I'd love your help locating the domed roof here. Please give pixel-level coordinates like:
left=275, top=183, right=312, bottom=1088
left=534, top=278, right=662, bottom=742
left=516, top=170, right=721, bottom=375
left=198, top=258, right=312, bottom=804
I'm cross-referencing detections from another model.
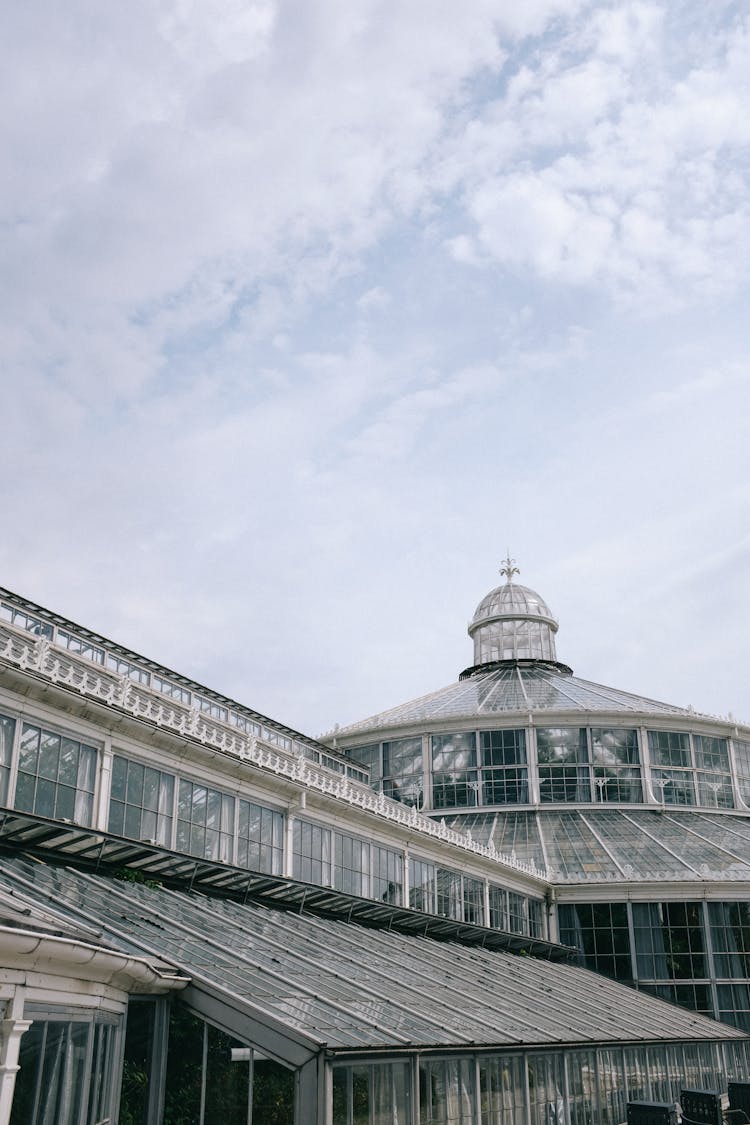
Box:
left=333, top=662, right=695, bottom=736
left=470, top=582, right=557, bottom=630
left=468, top=558, right=559, bottom=667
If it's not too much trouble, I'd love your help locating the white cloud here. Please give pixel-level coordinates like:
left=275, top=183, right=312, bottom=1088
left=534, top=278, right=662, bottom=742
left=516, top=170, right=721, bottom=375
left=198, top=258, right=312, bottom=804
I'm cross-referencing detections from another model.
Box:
left=1, top=2, right=750, bottom=732
left=441, top=4, right=750, bottom=305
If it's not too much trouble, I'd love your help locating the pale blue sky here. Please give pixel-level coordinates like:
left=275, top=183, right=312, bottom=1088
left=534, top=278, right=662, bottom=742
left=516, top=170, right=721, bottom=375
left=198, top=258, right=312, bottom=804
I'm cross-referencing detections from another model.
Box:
left=1, top=1, right=749, bottom=735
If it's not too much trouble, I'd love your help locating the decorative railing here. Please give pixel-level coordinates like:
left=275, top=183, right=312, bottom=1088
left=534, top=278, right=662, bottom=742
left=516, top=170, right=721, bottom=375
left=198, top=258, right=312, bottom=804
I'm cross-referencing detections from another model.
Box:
left=0, top=622, right=543, bottom=881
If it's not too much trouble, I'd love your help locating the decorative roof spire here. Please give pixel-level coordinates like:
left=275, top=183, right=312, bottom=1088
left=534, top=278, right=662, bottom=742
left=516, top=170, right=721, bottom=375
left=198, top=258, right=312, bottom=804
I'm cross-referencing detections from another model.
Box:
left=499, top=554, right=520, bottom=584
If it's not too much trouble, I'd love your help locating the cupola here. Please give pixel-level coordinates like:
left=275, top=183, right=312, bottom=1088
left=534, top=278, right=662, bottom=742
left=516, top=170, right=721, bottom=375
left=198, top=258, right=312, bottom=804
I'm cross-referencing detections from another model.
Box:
left=468, top=556, right=559, bottom=666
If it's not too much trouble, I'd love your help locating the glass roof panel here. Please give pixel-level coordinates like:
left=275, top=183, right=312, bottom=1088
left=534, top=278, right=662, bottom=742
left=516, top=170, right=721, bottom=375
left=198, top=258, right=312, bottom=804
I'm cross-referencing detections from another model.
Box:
left=438, top=811, right=548, bottom=871
left=458, top=810, right=750, bottom=886
left=539, top=812, right=623, bottom=882
left=580, top=811, right=699, bottom=882
left=490, top=812, right=547, bottom=871
left=0, top=854, right=744, bottom=1053
left=696, top=812, right=750, bottom=848
left=337, top=668, right=695, bottom=735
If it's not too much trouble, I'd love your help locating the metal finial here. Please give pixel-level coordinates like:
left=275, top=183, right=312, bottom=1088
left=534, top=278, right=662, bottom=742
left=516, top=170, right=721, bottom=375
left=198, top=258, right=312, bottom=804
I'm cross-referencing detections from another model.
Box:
left=500, top=554, right=520, bottom=584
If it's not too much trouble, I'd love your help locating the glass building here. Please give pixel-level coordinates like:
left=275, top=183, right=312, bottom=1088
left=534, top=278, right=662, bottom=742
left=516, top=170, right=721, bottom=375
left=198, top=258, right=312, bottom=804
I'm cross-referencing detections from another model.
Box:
left=0, top=575, right=749, bottom=1124
left=331, top=560, right=750, bottom=1037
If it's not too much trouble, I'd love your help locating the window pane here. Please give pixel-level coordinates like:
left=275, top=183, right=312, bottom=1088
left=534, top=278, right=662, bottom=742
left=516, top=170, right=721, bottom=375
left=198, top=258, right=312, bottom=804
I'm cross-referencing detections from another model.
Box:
left=537, top=728, right=587, bottom=765
left=538, top=729, right=590, bottom=802
left=480, top=730, right=528, bottom=804
left=648, top=730, right=690, bottom=768
left=0, top=713, right=15, bottom=805
left=237, top=800, right=283, bottom=875
left=39, top=731, right=61, bottom=780
left=409, top=857, right=435, bottom=913
left=110, top=755, right=175, bottom=846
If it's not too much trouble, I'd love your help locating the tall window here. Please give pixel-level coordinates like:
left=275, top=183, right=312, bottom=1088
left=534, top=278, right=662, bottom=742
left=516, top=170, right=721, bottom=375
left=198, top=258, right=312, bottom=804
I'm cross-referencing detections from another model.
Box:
left=409, top=857, right=436, bottom=913
left=11, top=1013, right=121, bottom=1125
left=237, top=799, right=283, bottom=875
left=0, top=712, right=15, bottom=805
left=432, top=733, right=477, bottom=808
left=558, top=902, right=632, bottom=982
left=590, top=728, right=642, bottom=802
left=508, top=892, right=528, bottom=934
left=436, top=868, right=462, bottom=919
left=292, top=820, right=332, bottom=885
left=371, top=844, right=403, bottom=905
left=334, top=831, right=370, bottom=896
left=382, top=738, right=423, bottom=806
left=648, top=731, right=733, bottom=808
left=489, top=886, right=509, bottom=930
left=480, top=729, right=528, bottom=804
left=708, top=902, right=750, bottom=979
left=15, top=723, right=97, bottom=825
left=537, top=728, right=589, bottom=802
left=733, top=740, right=750, bottom=806
left=463, top=876, right=485, bottom=925
left=528, top=898, right=544, bottom=938
left=176, top=780, right=234, bottom=863
left=632, top=901, right=706, bottom=981
left=693, top=735, right=733, bottom=807
left=108, top=756, right=175, bottom=847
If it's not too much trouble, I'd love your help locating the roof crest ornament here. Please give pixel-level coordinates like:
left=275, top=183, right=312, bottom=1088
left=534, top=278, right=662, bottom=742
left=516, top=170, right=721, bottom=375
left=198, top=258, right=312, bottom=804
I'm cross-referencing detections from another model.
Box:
left=499, top=553, right=520, bottom=585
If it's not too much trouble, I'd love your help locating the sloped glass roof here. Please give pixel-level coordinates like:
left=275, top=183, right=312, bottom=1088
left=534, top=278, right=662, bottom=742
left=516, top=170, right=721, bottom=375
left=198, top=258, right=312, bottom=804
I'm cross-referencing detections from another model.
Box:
left=336, top=665, right=695, bottom=736
left=439, top=810, right=750, bottom=885
left=0, top=853, right=743, bottom=1052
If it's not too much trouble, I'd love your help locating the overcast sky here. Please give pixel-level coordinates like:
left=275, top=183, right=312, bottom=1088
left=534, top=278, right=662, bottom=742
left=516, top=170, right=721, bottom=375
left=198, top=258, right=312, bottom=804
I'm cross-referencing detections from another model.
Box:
left=2, top=1, right=749, bottom=738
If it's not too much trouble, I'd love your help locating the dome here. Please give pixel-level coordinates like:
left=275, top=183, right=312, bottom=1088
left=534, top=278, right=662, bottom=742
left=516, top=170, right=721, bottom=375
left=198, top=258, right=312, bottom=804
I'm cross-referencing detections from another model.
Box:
left=470, top=582, right=557, bottom=629
left=467, top=559, right=559, bottom=667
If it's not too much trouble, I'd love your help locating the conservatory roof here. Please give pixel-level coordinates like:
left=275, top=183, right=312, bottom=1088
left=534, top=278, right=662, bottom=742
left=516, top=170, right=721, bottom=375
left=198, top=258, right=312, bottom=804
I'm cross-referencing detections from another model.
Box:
left=335, top=663, right=699, bottom=737
left=439, top=810, right=750, bottom=885
left=0, top=853, right=744, bottom=1057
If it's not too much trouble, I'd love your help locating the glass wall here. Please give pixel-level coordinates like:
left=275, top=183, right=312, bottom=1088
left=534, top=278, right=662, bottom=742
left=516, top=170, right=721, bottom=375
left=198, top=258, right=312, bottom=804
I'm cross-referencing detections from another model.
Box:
left=292, top=818, right=404, bottom=904
left=538, top=728, right=642, bottom=804
left=333, top=1060, right=411, bottom=1125
left=345, top=726, right=750, bottom=811
left=351, top=727, right=647, bottom=810
left=331, top=1041, right=746, bottom=1125
left=238, top=799, right=284, bottom=875
left=15, top=723, right=97, bottom=825
left=11, top=1009, right=122, bottom=1125
left=119, top=998, right=167, bottom=1125
left=733, top=740, right=750, bottom=805
left=649, top=731, right=733, bottom=808
left=177, top=779, right=235, bottom=864
left=159, top=1002, right=294, bottom=1125
left=560, top=898, right=750, bottom=1029
left=108, top=753, right=284, bottom=874
left=407, top=856, right=543, bottom=937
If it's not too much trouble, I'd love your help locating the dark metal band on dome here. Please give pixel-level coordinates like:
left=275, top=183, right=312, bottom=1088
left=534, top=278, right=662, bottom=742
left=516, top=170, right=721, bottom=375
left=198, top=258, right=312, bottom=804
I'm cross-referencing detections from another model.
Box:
left=459, top=658, right=574, bottom=681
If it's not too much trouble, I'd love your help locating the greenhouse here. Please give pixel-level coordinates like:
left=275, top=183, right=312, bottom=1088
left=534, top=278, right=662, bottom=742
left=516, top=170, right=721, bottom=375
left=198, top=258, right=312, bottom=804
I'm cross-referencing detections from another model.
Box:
left=1, top=570, right=750, bottom=1122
